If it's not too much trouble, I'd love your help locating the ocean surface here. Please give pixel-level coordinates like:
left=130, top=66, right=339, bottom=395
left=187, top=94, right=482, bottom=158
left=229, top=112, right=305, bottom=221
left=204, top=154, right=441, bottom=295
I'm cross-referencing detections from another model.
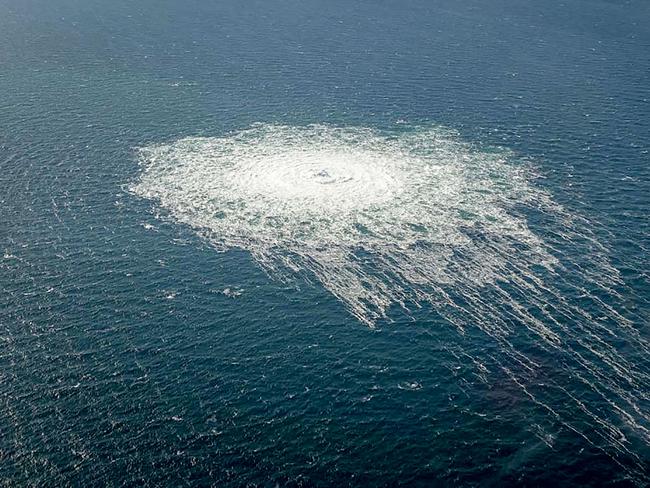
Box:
left=1, top=0, right=649, bottom=486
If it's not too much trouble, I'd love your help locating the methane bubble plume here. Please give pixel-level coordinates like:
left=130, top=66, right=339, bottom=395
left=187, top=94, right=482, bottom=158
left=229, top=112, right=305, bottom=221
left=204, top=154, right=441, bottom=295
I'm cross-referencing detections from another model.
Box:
left=131, top=124, right=649, bottom=479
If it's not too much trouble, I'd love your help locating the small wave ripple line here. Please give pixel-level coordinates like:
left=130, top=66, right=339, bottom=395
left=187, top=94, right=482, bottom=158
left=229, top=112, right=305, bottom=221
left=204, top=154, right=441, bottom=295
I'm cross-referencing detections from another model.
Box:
left=131, top=123, right=649, bottom=479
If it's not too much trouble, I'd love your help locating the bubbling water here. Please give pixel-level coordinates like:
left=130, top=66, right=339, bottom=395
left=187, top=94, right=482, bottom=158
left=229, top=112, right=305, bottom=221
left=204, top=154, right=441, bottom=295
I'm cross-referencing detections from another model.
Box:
left=132, top=124, right=554, bottom=323
left=131, top=123, right=649, bottom=478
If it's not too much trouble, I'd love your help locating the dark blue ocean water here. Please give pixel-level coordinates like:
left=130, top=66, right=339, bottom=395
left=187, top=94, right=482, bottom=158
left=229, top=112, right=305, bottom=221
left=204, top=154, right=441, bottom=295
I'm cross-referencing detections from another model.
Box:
left=1, top=0, right=649, bottom=486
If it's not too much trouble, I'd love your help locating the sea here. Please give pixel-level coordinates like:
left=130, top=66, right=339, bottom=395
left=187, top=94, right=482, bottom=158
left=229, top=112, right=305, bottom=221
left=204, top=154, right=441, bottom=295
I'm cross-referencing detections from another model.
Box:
left=1, top=0, right=649, bottom=486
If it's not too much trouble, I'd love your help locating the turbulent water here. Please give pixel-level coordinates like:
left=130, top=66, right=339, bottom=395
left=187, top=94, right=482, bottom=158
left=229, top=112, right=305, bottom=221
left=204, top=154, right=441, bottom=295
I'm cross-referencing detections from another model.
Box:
left=132, top=124, right=555, bottom=325
left=132, top=123, right=649, bottom=475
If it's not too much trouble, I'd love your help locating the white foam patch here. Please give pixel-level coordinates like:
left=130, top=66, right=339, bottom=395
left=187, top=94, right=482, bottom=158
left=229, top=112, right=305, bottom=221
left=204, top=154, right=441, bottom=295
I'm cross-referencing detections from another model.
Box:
left=131, top=123, right=649, bottom=476
left=131, top=124, right=554, bottom=323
